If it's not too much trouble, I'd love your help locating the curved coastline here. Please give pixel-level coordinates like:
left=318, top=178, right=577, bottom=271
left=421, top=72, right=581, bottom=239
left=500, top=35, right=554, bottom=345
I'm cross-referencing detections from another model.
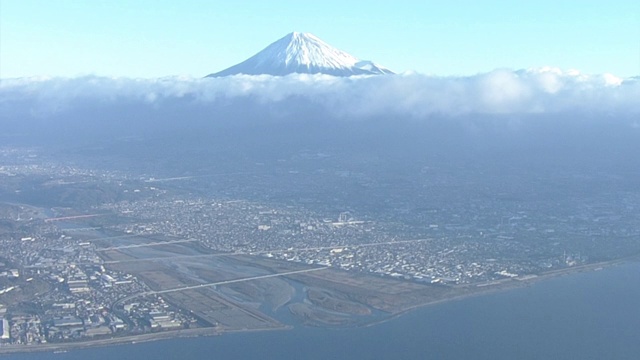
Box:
left=1, top=256, right=635, bottom=355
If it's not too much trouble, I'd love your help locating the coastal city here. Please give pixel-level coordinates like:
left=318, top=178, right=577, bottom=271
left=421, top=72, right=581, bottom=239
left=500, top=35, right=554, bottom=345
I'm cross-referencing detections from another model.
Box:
left=2, top=2, right=639, bottom=357
left=1, top=144, right=639, bottom=350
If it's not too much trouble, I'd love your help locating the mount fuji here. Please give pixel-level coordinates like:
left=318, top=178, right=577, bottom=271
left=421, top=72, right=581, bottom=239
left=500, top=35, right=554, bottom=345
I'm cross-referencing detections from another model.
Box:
left=207, top=32, right=394, bottom=77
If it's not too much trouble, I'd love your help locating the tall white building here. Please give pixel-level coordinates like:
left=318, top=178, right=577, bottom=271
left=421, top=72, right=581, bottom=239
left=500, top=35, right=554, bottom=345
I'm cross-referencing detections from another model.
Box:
left=1, top=318, right=10, bottom=340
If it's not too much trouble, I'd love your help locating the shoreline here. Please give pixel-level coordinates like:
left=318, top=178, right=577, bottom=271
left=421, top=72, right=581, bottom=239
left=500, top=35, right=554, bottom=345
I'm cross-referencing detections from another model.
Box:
left=0, top=257, right=636, bottom=355
left=358, top=256, right=636, bottom=329
left=0, top=327, right=219, bottom=355
left=0, top=324, right=294, bottom=355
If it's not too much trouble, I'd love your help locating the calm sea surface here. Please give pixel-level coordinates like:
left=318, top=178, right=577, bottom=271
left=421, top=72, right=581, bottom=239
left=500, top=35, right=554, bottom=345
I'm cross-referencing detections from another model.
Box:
left=4, top=261, right=640, bottom=360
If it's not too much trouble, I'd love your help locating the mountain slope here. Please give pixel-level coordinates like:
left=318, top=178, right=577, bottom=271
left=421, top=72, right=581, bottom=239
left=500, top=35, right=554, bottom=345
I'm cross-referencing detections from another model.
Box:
left=207, top=32, right=393, bottom=77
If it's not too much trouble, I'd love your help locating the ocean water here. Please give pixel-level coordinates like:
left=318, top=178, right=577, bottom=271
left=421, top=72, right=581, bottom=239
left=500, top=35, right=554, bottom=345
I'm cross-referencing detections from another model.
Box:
left=4, top=261, right=640, bottom=360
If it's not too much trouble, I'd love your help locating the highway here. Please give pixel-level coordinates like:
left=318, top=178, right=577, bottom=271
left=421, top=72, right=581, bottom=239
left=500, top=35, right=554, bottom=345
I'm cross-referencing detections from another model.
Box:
left=95, top=239, right=197, bottom=251
left=44, top=214, right=107, bottom=223
left=152, top=266, right=327, bottom=295
left=101, top=238, right=433, bottom=264
left=144, top=172, right=255, bottom=183
left=113, top=266, right=327, bottom=306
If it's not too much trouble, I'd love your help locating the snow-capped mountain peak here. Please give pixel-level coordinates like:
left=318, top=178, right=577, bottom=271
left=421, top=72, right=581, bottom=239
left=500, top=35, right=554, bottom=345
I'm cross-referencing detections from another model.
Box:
left=207, top=32, right=393, bottom=77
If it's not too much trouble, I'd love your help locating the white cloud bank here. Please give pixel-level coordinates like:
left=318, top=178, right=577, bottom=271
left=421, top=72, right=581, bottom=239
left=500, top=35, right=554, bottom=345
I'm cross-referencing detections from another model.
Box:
left=1, top=68, right=638, bottom=119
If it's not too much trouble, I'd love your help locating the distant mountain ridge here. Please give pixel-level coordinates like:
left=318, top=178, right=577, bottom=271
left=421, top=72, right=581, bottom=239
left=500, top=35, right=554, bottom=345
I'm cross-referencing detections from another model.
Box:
left=207, top=32, right=393, bottom=77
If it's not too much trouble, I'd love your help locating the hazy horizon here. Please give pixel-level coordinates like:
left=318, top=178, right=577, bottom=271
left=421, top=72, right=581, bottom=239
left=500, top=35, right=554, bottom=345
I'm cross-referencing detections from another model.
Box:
left=1, top=0, right=639, bottom=78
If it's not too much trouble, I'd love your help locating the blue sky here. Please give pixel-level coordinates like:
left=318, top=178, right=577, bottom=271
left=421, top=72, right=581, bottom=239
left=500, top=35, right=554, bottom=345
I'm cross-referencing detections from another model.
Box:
left=1, top=0, right=638, bottom=78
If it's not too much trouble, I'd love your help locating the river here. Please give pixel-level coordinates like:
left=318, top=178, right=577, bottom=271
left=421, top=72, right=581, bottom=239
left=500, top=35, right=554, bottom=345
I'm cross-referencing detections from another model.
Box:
left=3, top=261, right=639, bottom=360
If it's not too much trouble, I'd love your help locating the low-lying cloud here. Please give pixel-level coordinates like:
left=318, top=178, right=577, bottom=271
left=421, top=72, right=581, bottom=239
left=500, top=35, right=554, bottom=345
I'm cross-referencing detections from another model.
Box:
left=1, top=68, right=639, bottom=120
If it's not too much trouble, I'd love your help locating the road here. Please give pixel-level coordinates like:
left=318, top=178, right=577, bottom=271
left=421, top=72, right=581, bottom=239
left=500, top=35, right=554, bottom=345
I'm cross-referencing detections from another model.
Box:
left=95, top=239, right=197, bottom=251
left=44, top=214, right=106, bottom=222
left=103, top=238, right=433, bottom=264
left=144, top=172, right=255, bottom=183
left=152, top=266, right=327, bottom=295
left=113, top=266, right=328, bottom=306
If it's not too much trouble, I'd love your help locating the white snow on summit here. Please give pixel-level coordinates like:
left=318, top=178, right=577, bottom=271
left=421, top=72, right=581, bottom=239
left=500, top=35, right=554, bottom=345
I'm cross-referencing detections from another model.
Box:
left=208, top=32, right=393, bottom=77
